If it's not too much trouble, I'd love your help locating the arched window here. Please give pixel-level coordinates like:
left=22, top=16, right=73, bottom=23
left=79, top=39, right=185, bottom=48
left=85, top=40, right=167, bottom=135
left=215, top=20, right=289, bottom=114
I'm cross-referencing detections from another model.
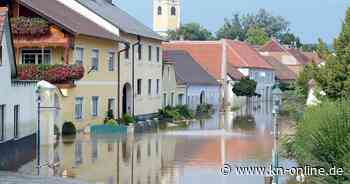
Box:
left=157, top=6, right=162, bottom=15
left=171, top=6, right=176, bottom=16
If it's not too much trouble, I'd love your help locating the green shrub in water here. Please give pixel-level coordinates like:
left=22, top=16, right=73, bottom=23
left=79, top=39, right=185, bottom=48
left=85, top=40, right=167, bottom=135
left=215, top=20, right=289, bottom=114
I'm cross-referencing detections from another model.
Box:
left=196, top=103, right=213, bottom=114
left=175, top=105, right=194, bottom=119
left=62, top=121, right=76, bottom=136
left=121, top=114, right=136, bottom=126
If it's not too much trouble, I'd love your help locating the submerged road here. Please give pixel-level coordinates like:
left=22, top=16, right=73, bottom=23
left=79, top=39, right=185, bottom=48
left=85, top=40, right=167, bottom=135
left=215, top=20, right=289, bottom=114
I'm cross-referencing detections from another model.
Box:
left=0, top=172, right=88, bottom=184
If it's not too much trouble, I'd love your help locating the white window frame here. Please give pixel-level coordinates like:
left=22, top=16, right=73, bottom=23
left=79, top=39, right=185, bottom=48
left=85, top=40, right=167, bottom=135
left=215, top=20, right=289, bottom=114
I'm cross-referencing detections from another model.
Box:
left=107, top=98, right=116, bottom=116
left=91, top=49, right=100, bottom=71
left=91, top=96, right=100, bottom=117
left=75, top=97, right=84, bottom=120
left=75, top=47, right=84, bottom=65
left=108, top=51, right=116, bottom=71
left=21, top=48, right=52, bottom=65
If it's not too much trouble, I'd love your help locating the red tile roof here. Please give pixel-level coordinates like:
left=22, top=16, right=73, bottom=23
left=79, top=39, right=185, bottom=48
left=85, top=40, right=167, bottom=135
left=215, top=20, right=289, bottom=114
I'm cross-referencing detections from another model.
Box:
left=259, top=39, right=286, bottom=52
left=226, top=39, right=273, bottom=69
left=163, top=41, right=223, bottom=80
left=227, top=63, right=244, bottom=80
left=263, top=56, right=297, bottom=81
left=0, top=7, right=8, bottom=43
left=287, top=48, right=310, bottom=65
left=163, top=40, right=273, bottom=80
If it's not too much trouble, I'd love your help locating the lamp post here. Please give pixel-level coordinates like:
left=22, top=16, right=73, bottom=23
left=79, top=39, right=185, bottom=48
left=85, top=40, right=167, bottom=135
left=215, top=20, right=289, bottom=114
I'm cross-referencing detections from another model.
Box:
left=271, top=85, right=283, bottom=184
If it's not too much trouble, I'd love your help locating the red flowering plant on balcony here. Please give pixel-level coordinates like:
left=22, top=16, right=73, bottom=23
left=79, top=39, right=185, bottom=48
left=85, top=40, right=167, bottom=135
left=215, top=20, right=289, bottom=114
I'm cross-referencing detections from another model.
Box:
left=11, top=17, right=50, bottom=37
left=17, top=64, right=85, bottom=84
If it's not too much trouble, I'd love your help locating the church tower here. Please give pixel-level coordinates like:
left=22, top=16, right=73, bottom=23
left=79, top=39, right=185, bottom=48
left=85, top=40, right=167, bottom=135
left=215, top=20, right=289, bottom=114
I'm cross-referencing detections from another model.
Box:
left=153, top=0, right=181, bottom=37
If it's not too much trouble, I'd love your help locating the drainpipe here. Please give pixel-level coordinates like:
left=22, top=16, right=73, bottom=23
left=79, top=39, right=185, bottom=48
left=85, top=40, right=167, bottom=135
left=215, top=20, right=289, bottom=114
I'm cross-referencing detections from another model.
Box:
left=117, top=42, right=130, bottom=119
left=131, top=36, right=141, bottom=117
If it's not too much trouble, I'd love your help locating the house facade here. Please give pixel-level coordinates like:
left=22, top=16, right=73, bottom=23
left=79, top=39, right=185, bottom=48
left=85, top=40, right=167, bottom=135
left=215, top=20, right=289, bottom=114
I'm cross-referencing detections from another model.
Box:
left=163, top=40, right=275, bottom=107
left=163, top=50, right=221, bottom=110
left=162, top=59, right=186, bottom=107
left=9, top=0, right=164, bottom=130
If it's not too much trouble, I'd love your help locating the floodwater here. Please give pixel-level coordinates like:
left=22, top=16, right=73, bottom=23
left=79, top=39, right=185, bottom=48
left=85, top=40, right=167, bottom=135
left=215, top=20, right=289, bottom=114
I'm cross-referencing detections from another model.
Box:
left=13, top=101, right=296, bottom=184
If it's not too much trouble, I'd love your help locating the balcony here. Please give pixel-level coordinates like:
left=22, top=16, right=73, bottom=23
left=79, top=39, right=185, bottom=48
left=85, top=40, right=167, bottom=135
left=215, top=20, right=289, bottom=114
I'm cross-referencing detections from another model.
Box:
left=17, top=64, right=84, bottom=87
left=11, top=17, right=72, bottom=64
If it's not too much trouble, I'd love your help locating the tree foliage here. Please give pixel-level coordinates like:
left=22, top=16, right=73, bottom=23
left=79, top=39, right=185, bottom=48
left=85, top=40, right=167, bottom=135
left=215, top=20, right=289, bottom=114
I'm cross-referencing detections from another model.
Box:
left=232, top=77, right=258, bottom=97
left=246, top=27, right=270, bottom=45
left=286, top=100, right=350, bottom=183
left=167, top=23, right=214, bottom=41
left=313, top=8, right=350, bottom=100
left=295, top=64, right=319, bottom=99
left=217, top=9, right=290, bottom=42
left=316, top=38, right=333, bottom=60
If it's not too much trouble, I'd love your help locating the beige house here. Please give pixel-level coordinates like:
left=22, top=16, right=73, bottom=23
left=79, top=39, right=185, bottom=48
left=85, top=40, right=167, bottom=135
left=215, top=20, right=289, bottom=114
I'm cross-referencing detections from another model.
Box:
left=10, top=0, right=164, bottom=131
left=162, top=59, right=186, bottom=107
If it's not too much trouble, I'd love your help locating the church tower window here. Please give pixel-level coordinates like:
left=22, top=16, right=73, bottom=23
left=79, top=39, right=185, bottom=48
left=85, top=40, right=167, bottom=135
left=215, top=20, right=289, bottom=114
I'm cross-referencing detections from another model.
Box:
left=157, top=6, right=162, bottom=15
left=171, top=7, right=176, bottom=16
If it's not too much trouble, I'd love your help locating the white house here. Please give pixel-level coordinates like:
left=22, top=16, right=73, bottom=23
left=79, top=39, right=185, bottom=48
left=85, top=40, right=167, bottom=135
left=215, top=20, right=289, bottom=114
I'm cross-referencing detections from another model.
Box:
left=0, top=7, right=62, bottom=170
left=163, top=50, right=221, bottom=110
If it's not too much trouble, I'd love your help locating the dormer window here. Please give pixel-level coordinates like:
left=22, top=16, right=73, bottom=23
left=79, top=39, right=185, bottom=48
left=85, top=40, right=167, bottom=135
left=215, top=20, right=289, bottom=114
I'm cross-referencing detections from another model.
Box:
left=157, top=6, right=162, bottom=15
left=171, top=7, right=176, bottom=16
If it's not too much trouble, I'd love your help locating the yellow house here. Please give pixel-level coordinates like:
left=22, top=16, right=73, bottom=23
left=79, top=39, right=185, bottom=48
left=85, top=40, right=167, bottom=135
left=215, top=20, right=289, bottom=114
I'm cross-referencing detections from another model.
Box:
left=11, top=0, right=164, bottom=130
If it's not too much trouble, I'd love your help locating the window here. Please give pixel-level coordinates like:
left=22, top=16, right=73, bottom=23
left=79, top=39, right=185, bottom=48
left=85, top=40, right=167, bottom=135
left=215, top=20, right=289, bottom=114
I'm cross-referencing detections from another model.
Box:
left=157, top=6, right=162, bottom=15
left=171, top=6, right=176, bottom=16
left=178, top=94, right=184, bottom=105
left=148, top=45, right=152, bottom=61
left=171, top=93, right=174, bottom=106
left=148, top=79, right=152, bottom=95
left=108, top=98, right=116, bottom=116
left=156, top=79, right=160, bottom=95
left=92, top=96, right=99, bottom=117
left=108, top=51, right=115, bottom=71
left=138, top=45, right=142, bottom=60
left=0, top=105, right=5, bottom=141
left=75, top=47, right=84, bottom=65
left=125, top=48, right=129, bottom=59
left=92, top=49, right=99, bottom=71
left=155, top=140, right=159, bottom=156
left=156, top=47, right=160, bottom=62
left=14, top=105, right=19, bottom=138
left=163, top=93, right=167, bottom=107
left=22, top=49, right=51, bottom=64
left=75, top=97, right=84, bottom=120
left=137, top=79, right=142, bottom=95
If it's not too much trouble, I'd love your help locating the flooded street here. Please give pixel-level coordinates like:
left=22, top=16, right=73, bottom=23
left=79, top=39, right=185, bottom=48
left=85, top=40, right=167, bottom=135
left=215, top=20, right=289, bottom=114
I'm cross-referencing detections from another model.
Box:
left=11, top=101, right=296, bottom=184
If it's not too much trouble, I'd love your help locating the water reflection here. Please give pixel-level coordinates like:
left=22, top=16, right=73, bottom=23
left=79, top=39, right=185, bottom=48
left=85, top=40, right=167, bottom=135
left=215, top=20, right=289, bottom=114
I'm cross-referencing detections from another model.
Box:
left=13, top=101, right=296, bottom=184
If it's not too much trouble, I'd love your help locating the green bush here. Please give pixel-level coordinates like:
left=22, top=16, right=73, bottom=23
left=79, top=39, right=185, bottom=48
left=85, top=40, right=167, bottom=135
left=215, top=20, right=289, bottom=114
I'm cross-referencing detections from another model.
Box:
left=62, top=121, right=76, bottom=136
left=196, top=104, right=213, bottom=115
left=105, top=119, right=118, bottom=127
left=175, top=105, right=194, bottom=119
left=285, top=100, right=350, bottom=183
left=158, top=106, right=182, bottom=121
left=121, top=114, right=136, bottom=126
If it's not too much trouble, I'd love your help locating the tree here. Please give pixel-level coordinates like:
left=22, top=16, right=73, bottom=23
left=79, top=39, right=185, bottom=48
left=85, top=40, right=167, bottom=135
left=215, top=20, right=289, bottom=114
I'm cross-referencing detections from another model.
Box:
left=246, top=27, right=269, bottom=45
left=316, top=38, right=332, bottom=60
left=232, top=77, right=258, bottom=97
left=279, top=32, right=302, bottom=48
left=216, top=14, right=246, bottom=41
left=295, top=63, right=318, bottom=99
left=217, top=9, right=290, bottom=40
left=167, top=23, right=214, bottom=41
left=314, top=8, right=350, bottom=99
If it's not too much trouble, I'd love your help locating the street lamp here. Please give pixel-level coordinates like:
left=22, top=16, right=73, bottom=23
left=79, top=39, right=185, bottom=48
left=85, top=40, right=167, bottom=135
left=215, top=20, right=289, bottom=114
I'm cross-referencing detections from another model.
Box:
left=35, top=81, right=58, bottom=175
left=271, top=85, right=283, bottom=184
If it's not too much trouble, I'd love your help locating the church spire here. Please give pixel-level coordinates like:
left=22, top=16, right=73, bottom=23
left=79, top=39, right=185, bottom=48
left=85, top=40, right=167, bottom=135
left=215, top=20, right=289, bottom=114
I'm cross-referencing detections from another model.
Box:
left=153, top=0, right=181, bottom=37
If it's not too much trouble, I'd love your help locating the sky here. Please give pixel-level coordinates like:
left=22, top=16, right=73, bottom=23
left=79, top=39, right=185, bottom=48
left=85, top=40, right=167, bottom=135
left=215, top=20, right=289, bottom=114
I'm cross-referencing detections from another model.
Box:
left=114, top=0, right=350, bottom=44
